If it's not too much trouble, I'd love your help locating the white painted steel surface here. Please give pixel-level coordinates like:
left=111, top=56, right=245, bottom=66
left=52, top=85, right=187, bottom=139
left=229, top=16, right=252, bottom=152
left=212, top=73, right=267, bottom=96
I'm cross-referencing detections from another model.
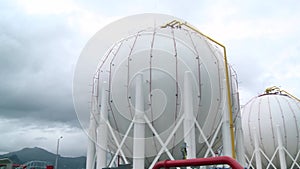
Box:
left=95, top=24, right=226, bottom=161
left=242, top=93, right=300, bottom=168
left=73, top=14, right=242, bottom=169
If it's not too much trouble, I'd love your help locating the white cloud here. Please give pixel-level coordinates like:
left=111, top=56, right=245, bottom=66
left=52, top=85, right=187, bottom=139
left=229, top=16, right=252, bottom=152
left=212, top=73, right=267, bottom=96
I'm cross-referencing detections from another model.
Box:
left=66, top=11, right=120, bottom=38
left=16, top=0, right=79, bottom=15
left=199, top=12, right=300, bottom=41
left=0, top=118, right=87, bottom=157
left=192, top=0, right=300, bottom=104
left=1, top=0, right=300, bottom=158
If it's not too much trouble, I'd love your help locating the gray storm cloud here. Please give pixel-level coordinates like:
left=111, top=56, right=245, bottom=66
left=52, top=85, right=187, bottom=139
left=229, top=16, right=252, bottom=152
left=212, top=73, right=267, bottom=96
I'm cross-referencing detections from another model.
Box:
left=0, top=0, right=299, bottom=157
left=0, top=1, right=82, bottom=124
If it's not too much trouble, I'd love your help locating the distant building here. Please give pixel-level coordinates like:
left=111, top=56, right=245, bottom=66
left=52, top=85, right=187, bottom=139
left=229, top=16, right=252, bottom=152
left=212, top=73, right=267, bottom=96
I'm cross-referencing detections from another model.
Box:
left=0, top=158, right=14, bottom=169
left=15, top=161, right=53, bottom=169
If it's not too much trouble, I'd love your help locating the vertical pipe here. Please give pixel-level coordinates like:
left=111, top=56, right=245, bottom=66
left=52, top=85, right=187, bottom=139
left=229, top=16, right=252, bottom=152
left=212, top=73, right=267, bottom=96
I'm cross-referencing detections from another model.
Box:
left=253, top=128, right=262, bottom=169
left=96, top=82, right=108, bottom=169
left=55, top=136, right=63, bottom=169
left=133, top=74, right=145, bottom=169
left=276, top=125, right=287, bottom=169
left=222, top=48, right=236, bottom=159
left=183, top=71, right=196, bottom=159
left=161, top=20, right=236, bottom=158
left=177, top=22, right=236, bottom=159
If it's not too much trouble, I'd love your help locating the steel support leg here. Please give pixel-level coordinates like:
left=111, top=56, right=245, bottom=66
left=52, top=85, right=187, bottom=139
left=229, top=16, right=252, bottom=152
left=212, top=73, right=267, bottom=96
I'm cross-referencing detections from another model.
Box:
left=183, top=71, right=196, bottom=159
left=276, top=125, right=287, bottom=169
left=253, top=128, right=262, bottom=169
left=133, top=74, right=145, bottom=169
left=86, top=115, right=96, bottom=169
left=222, top=80, right=232, bottom=157
left=97, top=83, right=108, bottom=169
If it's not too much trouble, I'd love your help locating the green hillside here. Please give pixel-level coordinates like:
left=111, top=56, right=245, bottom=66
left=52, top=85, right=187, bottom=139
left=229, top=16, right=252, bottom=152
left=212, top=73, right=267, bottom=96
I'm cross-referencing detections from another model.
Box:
left=0, top=147, right=86, bottom=169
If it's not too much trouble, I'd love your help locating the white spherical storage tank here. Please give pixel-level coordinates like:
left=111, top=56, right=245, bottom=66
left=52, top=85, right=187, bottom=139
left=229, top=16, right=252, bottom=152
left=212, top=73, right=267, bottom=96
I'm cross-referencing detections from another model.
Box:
left=97, top=25, right=224, bottom=156
left=73, top=14, right=241, bottom=169
left=242, top=91, right=300, bottom=168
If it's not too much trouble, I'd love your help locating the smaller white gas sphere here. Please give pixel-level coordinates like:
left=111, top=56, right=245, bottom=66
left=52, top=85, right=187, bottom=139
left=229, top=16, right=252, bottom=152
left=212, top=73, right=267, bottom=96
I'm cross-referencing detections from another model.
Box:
left=242, top=92, right=300, bottom=168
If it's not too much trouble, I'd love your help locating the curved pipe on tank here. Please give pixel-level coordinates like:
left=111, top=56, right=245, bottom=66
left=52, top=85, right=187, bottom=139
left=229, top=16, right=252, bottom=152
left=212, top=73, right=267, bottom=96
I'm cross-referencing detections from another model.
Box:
left=162, top=20, right=236, bottom=159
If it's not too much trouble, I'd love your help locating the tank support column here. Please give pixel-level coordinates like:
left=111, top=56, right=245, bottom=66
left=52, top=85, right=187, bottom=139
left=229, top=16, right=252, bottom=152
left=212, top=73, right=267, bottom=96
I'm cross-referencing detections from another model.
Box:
left=222, top=79, right=233, bottom=157
left=86, top=75, right=100, bottom=169
left=183, top=71, right=196, bottom=159
left=133, top=74, right=145, bottom=169
left=235, top=107, right=246, bottom=167
left=86, top=113, right=96, bottom=169
left=253, top=128, right=262, bottom=169
left=97, top=82, right=108, bottom=169
left=276, top=125, right=287, bottom=169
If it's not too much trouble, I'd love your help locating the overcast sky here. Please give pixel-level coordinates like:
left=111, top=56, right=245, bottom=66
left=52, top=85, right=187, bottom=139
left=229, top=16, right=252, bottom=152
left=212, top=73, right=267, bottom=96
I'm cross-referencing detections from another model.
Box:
left=0, top=0, right=299, bottom=157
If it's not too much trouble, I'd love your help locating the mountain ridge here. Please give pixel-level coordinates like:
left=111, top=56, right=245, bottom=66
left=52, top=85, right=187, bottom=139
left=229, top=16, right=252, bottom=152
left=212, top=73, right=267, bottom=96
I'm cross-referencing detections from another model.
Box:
left=0, top=147, right=86, bottom=169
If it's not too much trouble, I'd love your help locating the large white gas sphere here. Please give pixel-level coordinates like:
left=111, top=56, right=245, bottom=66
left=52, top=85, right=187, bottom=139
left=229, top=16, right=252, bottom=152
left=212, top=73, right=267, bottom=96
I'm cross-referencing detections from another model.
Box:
left=73, top=14, right=239, bottom=167
left=97, top=20, right=226, bottom=159
left=242, top=93, right=300, bottom=168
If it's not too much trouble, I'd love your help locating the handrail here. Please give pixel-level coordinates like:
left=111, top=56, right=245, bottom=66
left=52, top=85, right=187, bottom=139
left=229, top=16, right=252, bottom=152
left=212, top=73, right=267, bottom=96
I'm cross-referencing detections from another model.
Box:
left=265, top=86, right=300, bottom=102
left=152, top=156, right=244, bottom=169
left=161, top=20, right=236, bottom=159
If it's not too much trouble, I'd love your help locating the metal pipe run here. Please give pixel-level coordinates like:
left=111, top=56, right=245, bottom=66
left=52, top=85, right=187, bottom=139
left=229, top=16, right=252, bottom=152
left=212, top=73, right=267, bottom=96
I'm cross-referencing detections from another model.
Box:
left=161, top=20, right=236, bottom=159
left=152, top=156, right=243, bottom=169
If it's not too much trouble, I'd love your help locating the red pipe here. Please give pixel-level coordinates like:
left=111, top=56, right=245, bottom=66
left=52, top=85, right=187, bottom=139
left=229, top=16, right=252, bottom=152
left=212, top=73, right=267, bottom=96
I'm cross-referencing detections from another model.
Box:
left=152, top=156, right=244, bottom=169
